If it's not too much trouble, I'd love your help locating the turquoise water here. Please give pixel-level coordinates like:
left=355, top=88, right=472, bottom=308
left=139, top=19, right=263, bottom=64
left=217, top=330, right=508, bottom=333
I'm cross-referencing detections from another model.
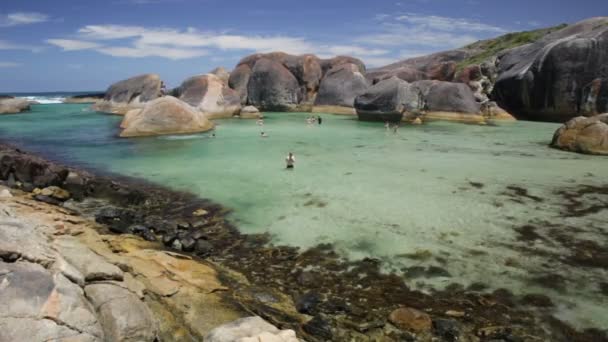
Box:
left=1, top=103, right=607, bottom=328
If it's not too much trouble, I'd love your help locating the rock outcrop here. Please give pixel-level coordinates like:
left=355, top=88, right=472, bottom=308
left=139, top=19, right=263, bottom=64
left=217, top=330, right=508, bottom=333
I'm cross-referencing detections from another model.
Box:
left=174, top=74, right=241, bottom=119
left=0, top=98, right=30, bottom=114
left=314, top=63, right=369, bottom=114
left=228, top=52, right=367, bottom=113
left=120, top=96, right=214, bottom=137
left=355, top=77, right=497, bottom=123
left=94, top=74, right=164, bottom=114
left=247, top=58, right=301, bottom=111
left=493, top=17, right=608, bottom=121
left=354, top=76, right=420, bottom=122
left=551, top=113, right=608, bottom=155
left=0, top=196, right=159, bottom=342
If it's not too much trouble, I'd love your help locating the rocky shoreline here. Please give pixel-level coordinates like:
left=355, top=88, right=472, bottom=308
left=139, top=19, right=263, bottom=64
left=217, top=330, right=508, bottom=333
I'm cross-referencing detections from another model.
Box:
left=1, top=143, right=607, bottom=342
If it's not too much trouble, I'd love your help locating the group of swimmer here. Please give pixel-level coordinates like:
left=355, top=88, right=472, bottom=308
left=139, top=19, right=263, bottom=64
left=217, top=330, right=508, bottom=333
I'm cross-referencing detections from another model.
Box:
left=307, top=115, right=322, bottom=125
left=385, top=121, right=400, bottom=133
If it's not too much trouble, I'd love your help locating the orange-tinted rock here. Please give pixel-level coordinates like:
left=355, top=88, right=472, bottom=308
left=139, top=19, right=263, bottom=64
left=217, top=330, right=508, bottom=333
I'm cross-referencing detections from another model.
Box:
left=388, top=307, right=432, bottom=332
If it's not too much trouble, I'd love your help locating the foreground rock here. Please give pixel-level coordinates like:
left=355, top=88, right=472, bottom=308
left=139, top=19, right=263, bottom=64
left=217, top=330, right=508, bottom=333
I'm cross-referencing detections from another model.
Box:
left=174, top=74, right=241, bottom=118
left=205, top=316, right=300, bottom=342
left=0, top=98, right=30, bottom=114
left=120, top=96, right=214, bottom=137
left=0, top=185, right=248, bottom=340
left=493, top=17, right=608, bottom=121
left=551, top=113, right=608, bottom=155
left=229, top=52, right=367, bottom=113
left=94, top=74, right=164, bottom=114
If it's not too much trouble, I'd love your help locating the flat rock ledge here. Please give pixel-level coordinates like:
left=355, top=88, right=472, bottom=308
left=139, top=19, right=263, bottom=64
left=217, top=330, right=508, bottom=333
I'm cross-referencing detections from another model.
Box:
left=0, top=185, right=298, bottom=341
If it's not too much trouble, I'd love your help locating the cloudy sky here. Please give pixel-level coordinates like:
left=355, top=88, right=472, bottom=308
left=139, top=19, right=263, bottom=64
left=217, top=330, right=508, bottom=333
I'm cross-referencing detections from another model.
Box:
left=0, top=0, right=603, bottom=92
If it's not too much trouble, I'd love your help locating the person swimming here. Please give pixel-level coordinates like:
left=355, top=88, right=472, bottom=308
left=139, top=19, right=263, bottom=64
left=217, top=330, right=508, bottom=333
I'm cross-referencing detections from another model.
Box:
left=285, top=152, right=295, bottom=169
left=260, top=131, right=268, bottom=138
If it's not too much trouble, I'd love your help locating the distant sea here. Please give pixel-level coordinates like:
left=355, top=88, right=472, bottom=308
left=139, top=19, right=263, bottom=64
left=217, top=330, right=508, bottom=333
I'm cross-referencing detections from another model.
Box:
left=1, top=91, right=104, bottom=104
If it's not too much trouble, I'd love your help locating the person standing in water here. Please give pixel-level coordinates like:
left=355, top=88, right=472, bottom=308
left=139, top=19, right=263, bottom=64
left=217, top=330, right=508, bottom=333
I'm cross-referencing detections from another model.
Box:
left=385, top=121, right=390, bottom=130
left=317, top=116, right=322, bottom=125
left=285, top=152, right=295, bottom=169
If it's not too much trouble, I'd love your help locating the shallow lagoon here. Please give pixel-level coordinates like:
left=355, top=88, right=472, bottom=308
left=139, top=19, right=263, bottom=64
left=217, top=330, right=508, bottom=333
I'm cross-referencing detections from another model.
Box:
left=1, top=103, right=607, bottom=329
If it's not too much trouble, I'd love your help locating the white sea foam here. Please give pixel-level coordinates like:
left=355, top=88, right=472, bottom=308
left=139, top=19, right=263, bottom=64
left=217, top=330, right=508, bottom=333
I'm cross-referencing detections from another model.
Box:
left=18, top=96, right=65, bottom=104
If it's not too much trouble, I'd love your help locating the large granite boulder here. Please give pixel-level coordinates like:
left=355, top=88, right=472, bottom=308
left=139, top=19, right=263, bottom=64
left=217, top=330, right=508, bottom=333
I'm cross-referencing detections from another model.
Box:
left=247, top=58, right=301, bottom=111
left=413, top=80, right=481, bottom=114
left=120, top=96, right=214, bottom=137
left=551, top=113, right=608, bottom=155
left=320, top=56, right=366, bottom=76
left=94, top=74, right=163, bottom=114
left=355, top=76, right=420, bottom=122
left=355, top=78, right=486, bottom=123
left=493, top=17, right=608, bottom=121
left=175, top=74, right=241, bottom=119
left=229, top=52, right=367, bottom=113
left=0, top=98, right=30, bottom=114
left=314, top=63, right=369, bottom=112
left=229, top=64, right=253, bottom=105
left=205, top=316, right=300, bottom=342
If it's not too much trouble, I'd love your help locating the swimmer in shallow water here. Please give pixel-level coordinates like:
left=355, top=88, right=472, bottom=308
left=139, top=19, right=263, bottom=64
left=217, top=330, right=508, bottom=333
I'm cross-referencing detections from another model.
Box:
left=285, top=152, right=295, bottom=169
left=261, top=131, right=269, bottom=138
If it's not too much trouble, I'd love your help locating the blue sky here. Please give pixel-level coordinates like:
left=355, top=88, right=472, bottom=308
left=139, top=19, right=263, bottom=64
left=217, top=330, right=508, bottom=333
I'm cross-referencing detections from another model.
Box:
left=0, top=0, right=605, bottom=92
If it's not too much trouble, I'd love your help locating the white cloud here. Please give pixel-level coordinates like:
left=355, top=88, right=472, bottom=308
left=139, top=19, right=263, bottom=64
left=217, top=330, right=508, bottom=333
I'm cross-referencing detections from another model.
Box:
left=396, top=14, right=506, bottom=33
left=0, top=61, right=20, bottom=68
left=0, top=39, right=43, bottom=52
left=46, top=39, right=101, bottom=51
left=0, top=12, right=48, bottom=27
left=46, top=12, right=509, bottom=68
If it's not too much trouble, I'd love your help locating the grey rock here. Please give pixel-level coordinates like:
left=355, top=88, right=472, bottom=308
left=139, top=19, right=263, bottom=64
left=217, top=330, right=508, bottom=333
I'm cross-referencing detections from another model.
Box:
left=247, top=58, right=301, bottom=111
left=103, top=74, right=163, bottom=104
left=315, top=63, right=369, bottom=108
left=413, top=80, right=481, bottom=114
left=94, top=74, right=163, bottom=114
left=493, top=17, right=608, bottom=121
left=228, top=64, right=252, bottom=105
left=55, top=236, right=124, bottom=282
left=0, top=204, right=55, bottom=266
left=0, top=261, right=104, bottom=341
left=355, top=76, right=421, bottom=122
left=85, top=283, right=158, bottom=342
left=175, top=74, right=241, bottom=118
